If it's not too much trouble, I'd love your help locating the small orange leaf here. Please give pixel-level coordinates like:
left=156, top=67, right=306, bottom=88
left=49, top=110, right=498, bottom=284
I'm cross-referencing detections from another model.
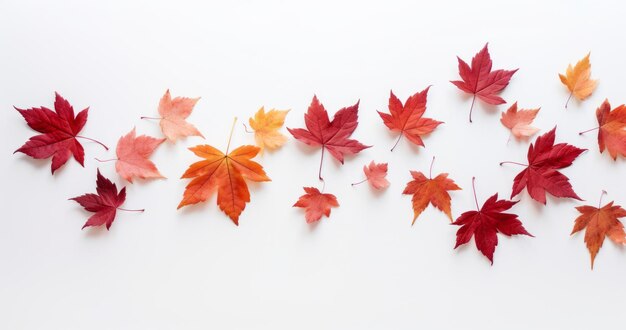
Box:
left=571, top=196, right=626, bottom=269
left=293, top=187, right=339, bottom=223
left=559, top=53, right=597, bottom=108
left=353, top=161, right=389, bottom=190
left=115, top=128, right=166, bottom=183
left=403, top=158, right=461, bottom=224
left=500, top=102, right=540, bottom=140
left=178, top=132, right=270, bottom=225
left=157, top=89, right=204, bottom=141
left=248, top=107, right=290, bottom=151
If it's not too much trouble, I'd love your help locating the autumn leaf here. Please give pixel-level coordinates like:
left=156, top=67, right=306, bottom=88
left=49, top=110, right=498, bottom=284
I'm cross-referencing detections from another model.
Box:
left=70, top=169, right=143, bottom=230
left=453, top=177, right=532, bottom=264
left=288, top=95, right=370, bottom=180
left=579, top=99, right=626, bottom=160
left=293, top=187, right=339, bottom=223
left=559, top=53, right=597, bottom=108
left=403, top=157, right=461, bottom=224
left=451, top=43, right=518, bottom=122
left=571, top=191, right=626, bottom=269
left=351, top=161, right=389, bottom=190
left=377, top=87, right=442, bottom=151
left=142, top=89, right=204, bottom=142
left=14, top=92, right=107, bottom=174
left=98, top=128, right=166, bottom=183
left=500, top=102, right=540, bottom=140
left=178, top=119, right=270, bottom=225
left=501, top=127, right=585, bottom=204
left=248, top=107, right=290, bottom=151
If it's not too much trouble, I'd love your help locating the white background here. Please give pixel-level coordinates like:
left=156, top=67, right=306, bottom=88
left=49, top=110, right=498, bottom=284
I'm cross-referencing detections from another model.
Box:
left=1, top=1, right=625, bottom=329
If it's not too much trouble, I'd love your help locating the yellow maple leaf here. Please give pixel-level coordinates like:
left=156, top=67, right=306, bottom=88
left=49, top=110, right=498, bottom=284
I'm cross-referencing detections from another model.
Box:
left=559, top=53, right=598, bottom=108
left=248, top=107, right=290, bottom=151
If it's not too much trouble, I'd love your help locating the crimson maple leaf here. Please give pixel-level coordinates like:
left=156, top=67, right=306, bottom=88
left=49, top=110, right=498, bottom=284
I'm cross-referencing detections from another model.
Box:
left=451, top=43, right=518, bottom=122
left=377, top=87, right=443, bottom=151
left=453, top=178, right=533, bottom=264
left=288, top=96, right=370, bottom=180
left=70, top=169, right=143, bottom=230
left=501, top=127, right=586, bottom=204
left=14, top=92, right=107, bottom=174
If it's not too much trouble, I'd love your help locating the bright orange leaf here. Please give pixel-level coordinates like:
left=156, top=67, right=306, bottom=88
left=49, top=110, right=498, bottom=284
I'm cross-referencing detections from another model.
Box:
left=559, top=53, right=597, bottom=108
left=178, top=121, right=270, bottom=225
left=293, top=187, right=339, bottom=223
left=402, top=157, right=461, bottom=224
left=571, top=192, right=626, bottom=269
left=151, top=89, right=204, bottom=141
left=500, top=102, right=540, bottom=140
left=248, top=107, right=290, bottom=151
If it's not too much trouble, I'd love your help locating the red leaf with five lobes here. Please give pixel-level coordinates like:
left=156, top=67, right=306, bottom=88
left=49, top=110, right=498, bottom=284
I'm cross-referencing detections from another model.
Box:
left=14, top=92, right=106, bottom=174
left=451, top=43, right=518, bottom=122
left=70, top=170, right=142, bottom=230
left=403, top=169, right=461, bottom=224
left=377, top=87, right=442, bottom=151
left=453, top=179, right=532, bottom=264
left=589, top=99, right=626, bottom=160
left=114, top=128, right=166, bottom=183
left=155, top=89, right=204, bottom=142
left=178, top=143, right=270, bottom=225
left=287, top=96, right=370, bottom=180
left=505, top=127, right=586, bottom=204
left=571, top=197, right=626, bottom=269
left=293, top=187, right=339, bottom=223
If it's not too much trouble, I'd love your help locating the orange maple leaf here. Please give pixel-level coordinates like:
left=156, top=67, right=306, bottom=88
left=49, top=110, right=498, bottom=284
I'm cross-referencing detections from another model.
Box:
left=178, top=120, right=270, bottom=225
left=248, top=107, right=290, bottom=151
left=113, top=128, right=165, bottom=183
left=293, top=187, right=339, bottom=223
left=377, top=87, right=442, bottom=151
left=571, top=192, right=626, bottom=269
left=559, top=53, right=597, bottom=108
left=402, top=157, right=461, bottom=224
left=579, top=99, right=626, bottom=160
left=500, top=102, right=540, bottom=140
left=145, top=89, right=204, bottom=141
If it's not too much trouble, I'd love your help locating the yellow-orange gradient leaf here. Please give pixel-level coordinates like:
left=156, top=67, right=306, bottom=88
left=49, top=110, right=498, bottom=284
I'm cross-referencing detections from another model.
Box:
left=248, top=107, right=290, bottom=151
left=559, top=53, right=597, bottom=108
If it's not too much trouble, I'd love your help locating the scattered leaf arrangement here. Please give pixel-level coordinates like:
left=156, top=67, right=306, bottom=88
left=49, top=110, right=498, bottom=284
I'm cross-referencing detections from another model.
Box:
left=13, top=44, right=626, bottom=269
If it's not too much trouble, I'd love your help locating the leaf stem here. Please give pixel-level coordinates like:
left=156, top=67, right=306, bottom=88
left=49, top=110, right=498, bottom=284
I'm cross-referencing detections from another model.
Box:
left=578, top=127, right=599, bottom=135
left=76, top=136, right=108, bottom=150
left=117, top=207, right=145, bottom=212
left=599, top=190, right=607, bottom=208
left=351, top=178, right=367, bottom=186
left=429, top=156, right=436, bottom=179
left=469, top=94, right=476, bottom=123
left=226, top=117, right=238, bottom=154
left=242, top=123, right=253, bottom=134
left=318, top=147, right=325, bottom=181
left=95, top=158, right=118, bottom=162
left=472, top=177, right=480, bottom=211
left=140, top=116, right=163, bottom=120
left=499, top=161, right=528, bottom=166
left=565, top=91, right=573, bottom=109
left=390, top=134, right=403, bottom=152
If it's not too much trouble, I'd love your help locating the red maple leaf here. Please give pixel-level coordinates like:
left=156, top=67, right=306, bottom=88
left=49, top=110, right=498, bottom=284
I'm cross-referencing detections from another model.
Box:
left=451, top=43, right=518, bottom=122
left=501, top=127, right=586, bottom=204
left=70, top=169, right=143, bottom=230
left=288, top=96, right=370, bottom=180
left=377, top=87, right=443, bottom=151
left=14, top=92, right=107, bottom=174
left=293, top=187, right=339, bottom=223
left=453, top=178, right=533, bottom=264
